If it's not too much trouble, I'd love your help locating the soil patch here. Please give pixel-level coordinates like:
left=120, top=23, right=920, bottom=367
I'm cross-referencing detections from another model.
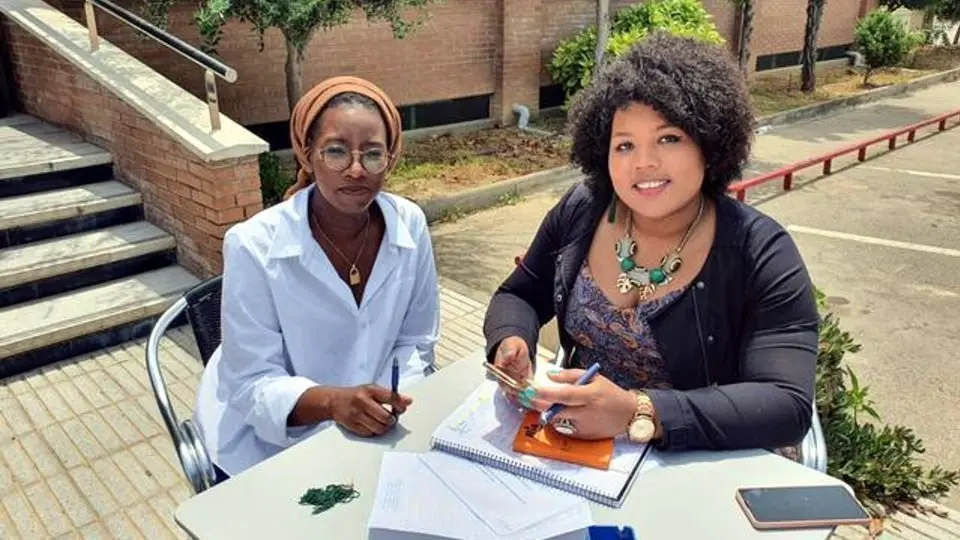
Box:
left=909, top=45, right=960, bottom=71
left=749, top=65, right=938, bottom=116
left=387, top=127, right=570, bottom=201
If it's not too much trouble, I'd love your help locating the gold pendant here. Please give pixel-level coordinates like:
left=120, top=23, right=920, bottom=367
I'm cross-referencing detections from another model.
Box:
left=616, top=273, right=634, bottom=294
left=637, top=283, right=656, bottom=300
left=348, top=265, right=361, bottom=286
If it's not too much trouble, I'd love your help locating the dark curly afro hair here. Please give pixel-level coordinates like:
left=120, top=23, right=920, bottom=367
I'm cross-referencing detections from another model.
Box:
left=567, top=31, right=755, bottom=201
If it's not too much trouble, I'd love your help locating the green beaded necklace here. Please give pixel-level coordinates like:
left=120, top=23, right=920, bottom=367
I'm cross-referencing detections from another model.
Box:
left=611, top=196, right=705, bottom=300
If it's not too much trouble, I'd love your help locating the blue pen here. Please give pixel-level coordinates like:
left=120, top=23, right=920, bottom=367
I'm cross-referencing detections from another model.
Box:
left=390, top=356, right=400, bottom=418
left=538, top=361, right=602, bottom=433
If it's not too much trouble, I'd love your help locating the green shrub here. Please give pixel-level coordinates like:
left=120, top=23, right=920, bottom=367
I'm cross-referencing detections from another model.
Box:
left=815, top=288, right=959, bottom=515
left=854, top=9, right=925, bottom=85
left=548, top=0, right=725, bottom=102
left=258, top=152, right=295, bottom=208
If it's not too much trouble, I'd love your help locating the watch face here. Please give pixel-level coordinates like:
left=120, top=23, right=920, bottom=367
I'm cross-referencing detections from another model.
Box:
left=630, top=419, right=655, bottom=442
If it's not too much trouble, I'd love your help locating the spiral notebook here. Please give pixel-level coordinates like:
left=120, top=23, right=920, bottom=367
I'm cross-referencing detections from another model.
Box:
left=429, top=379, right=651, bottom=508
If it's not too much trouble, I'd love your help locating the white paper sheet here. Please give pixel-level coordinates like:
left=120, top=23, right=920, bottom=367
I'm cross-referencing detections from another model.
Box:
left=420, top=450, right=587, bottom=535
left=367, top=452, right=593, bottom=540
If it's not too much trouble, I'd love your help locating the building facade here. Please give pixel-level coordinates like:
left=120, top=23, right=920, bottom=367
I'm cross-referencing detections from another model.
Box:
left=52, top=0, right=877, bottom=146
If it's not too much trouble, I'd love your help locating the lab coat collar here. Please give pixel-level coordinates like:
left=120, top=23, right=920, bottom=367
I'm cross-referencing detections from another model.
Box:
left=267, top=184, right=416, bottom=260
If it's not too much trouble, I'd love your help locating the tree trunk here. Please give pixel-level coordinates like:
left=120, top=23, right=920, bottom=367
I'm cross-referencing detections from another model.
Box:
left=922, top=9, right=934, bottom=28
left=800, top=0, right=825, bottom=93
left=284, top=40, right=304, bottom=114
left=594, top=0, right=610, bottom=82
left=737, top=0, right=755, bottom=75
left=954, top=23, right=960, bottom=45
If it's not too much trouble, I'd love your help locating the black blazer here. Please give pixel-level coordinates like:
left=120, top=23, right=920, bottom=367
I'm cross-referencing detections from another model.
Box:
left=483, top=182, right=820, bottom=452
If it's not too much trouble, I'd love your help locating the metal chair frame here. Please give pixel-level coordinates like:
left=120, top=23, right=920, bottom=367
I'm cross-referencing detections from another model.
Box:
left=145, top=275, right=222, bottom=494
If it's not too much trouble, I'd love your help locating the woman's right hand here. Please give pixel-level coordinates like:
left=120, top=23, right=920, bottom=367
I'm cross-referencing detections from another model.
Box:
left=327, top=385, right=412, bottom=437
left=493, top=336, right=534, bottom=406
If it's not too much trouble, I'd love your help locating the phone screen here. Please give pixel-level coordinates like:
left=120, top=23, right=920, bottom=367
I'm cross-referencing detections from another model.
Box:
left=738, top=485, right=870, bottom=524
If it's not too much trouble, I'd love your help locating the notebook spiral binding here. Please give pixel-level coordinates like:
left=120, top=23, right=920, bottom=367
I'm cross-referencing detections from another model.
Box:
left=430, top=437, right=619, bottom=507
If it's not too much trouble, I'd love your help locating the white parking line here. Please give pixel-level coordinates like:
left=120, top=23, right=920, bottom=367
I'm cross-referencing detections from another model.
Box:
left=787, top=225, right=960, bottom=258
left=859, top=166, right=960, bottom=181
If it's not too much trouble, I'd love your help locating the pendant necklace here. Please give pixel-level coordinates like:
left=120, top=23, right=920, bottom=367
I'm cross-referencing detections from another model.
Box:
left=613, top=196, right=705, bottom=300
left=310, top=210, right=370, bottom=286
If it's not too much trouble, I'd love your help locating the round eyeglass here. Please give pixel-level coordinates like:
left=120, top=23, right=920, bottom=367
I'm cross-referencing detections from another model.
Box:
left=318, top=145, right=391, bottom=174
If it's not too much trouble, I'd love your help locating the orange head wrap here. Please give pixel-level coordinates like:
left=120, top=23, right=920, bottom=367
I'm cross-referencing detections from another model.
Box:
left=283, top=75, right=403, bottom=200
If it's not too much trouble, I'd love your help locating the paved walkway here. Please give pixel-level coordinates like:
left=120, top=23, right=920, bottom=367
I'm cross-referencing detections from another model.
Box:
left=0, top=283, right=549, bottom=538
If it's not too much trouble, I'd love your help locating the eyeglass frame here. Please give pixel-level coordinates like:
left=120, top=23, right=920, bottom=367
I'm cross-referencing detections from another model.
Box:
left=313, top=143, right=393, bottom=175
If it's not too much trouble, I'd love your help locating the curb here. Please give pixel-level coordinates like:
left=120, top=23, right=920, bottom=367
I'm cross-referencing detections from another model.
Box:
left=756, top=66, right=960, bottom=129
left=418, top=165, right=582, bottom=223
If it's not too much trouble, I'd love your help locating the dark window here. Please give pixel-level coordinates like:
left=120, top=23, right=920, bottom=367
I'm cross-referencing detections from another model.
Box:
left=539, top=84, right=565, bottom=109
left=819, top=43, right=853, bottom=61
left=245, top=94, right=492, bottom=150
left=244, top=122, right=292, bottom=151
left=0, top=26, right=18, bottom=118
left=755, top=43, right=853, bottom=72
left=398, top=94, right=490, bottom=131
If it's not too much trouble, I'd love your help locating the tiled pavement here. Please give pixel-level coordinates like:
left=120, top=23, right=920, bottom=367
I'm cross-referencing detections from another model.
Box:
left=0, top=282, right=547, bottom=539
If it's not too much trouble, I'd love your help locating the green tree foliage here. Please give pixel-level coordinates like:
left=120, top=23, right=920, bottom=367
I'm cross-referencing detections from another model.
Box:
left=930, top=0, right=960, bottom=43
left=854, top=9, right=925, bottom=85
left=548, top=0, right=724, bottom=102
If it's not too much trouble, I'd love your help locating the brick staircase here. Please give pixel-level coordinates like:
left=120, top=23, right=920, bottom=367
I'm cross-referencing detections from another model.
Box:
left=0, top=114, right=199, bottom=378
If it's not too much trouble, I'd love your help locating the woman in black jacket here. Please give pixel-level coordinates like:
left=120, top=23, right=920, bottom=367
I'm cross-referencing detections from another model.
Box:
left=484, top=32, right=820, bottom=455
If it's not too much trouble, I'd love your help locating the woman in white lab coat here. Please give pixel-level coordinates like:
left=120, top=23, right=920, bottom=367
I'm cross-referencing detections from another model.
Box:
left=193, top=76, right=440, bottom=480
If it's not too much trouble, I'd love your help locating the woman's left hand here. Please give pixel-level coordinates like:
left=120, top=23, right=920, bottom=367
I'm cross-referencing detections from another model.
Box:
left=528, top=368, right=637, bottom=440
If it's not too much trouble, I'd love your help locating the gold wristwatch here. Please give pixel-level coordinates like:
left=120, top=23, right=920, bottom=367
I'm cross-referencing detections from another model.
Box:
left=626, top=390, right=656, bottom=443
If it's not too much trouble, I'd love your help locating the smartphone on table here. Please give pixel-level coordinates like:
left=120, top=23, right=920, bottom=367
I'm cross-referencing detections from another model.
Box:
left=736, top=485, right=872, bottom=530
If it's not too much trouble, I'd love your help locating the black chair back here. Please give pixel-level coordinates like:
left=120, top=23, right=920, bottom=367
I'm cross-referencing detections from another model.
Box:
left=183, top=275, right=223, bottom=366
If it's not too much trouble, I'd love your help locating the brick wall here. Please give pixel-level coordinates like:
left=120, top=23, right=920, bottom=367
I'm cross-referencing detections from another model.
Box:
left=55, top=0, right=872, bottom=126
left=2, top=18, right=261, bottom=277
left=55, top=0, right=499, bottom=127
left=492, top=0, right=544, bottom=125
left=751, top=0, right=872, bottom=62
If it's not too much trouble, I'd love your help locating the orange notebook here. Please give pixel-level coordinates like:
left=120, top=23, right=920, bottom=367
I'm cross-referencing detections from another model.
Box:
left=511, top=410, right=615, bottom=470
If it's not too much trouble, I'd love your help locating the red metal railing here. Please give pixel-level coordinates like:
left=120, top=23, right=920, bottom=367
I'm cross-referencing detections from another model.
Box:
left=727, top=107, right=960, bottom=202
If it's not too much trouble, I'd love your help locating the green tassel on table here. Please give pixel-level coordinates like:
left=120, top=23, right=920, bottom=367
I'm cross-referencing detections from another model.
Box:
left=299, top=484, right=360, bottom=515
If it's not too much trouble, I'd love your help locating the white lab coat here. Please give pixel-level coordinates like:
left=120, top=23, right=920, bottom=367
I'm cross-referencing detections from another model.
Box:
left=193, top=185, right=440, bottom=476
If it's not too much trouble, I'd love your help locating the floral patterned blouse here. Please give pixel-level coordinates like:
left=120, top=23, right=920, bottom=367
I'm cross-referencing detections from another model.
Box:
left=563, top=263, right=683, bottom=388
left=562, top=262, right=801, bottom=462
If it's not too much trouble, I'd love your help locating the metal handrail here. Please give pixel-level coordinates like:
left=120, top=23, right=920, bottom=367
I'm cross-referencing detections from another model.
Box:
left=728, top=106, right=960, bottom=201
left=82, top=0, right=237, bottom=131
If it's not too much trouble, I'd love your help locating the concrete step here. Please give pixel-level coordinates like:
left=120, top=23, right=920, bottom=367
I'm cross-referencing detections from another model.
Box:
left=0, top=265, right=199, bottom=377
left=0, top=114, right=112, bottom=181
left=0, top=222, right=177, bottom=307
left=0, top=181, right=143, bottom=249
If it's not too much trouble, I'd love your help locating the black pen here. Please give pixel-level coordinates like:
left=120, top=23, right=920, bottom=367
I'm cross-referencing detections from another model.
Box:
left=390, top=356, right=400, bottom=418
